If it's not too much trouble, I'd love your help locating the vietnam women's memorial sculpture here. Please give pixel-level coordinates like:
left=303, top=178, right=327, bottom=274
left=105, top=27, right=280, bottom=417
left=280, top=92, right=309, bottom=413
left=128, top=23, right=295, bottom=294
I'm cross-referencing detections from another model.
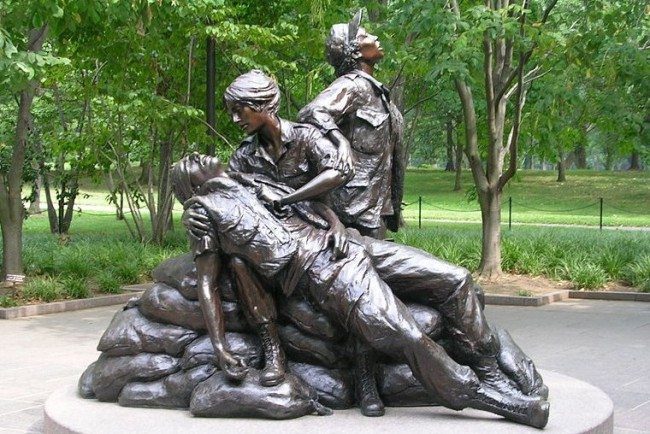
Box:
left=76, top=12, right=551, bottom=431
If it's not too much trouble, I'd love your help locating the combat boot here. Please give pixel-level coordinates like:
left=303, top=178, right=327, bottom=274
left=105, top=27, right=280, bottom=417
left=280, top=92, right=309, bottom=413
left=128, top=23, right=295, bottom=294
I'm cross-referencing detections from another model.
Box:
left=354, top=348, right=385, bottom=417
left=258, top=322, right=286, bottom=387
left=470, top=384, right=550, bottom=429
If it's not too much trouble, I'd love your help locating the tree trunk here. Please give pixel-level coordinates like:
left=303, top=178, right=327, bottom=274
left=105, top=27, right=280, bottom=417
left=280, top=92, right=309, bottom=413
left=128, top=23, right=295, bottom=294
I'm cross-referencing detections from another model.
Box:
left=453, top=140, right=463, bottom=191
left=556, top=161, right=566, bottom=182
left=0, top=25, right=48, bottom=279
left=629, top=150, right=640, bottom=170
left=574, top=144, right=587, bottom=169
left=28, top=175, right=42, bottom=214
left=42, top=172, right=59, bottom=233
left=604, top=146, right=614, bottom=170
left=445, top=119, right=455, bottom=171
left=556, top=156, right=566, bottom=182
left=478, top=190, right=502, bottom=279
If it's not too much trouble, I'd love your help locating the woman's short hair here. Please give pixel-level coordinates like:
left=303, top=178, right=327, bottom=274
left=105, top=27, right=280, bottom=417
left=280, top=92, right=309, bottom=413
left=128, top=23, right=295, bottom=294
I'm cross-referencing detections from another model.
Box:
left=223, top=70, right=280, bottom=115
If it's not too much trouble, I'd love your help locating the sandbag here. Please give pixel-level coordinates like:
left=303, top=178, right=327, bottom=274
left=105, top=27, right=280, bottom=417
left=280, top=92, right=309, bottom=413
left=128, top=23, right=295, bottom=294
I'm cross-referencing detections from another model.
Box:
left=407, top=303, right=443, bottom=340
left=378, top=363, right=440, bottom=407
left=139, top=283, right=205, bottom=331
left=151, top=253, right=238, bottom=302
left=289, top=362, right=353, bottom=409
left=118, top=365, right=216, bottom=409
left=180, top=333, right=263, bottom=370
left=97, top=307, right=198, bottom=357
left=78, top=361, right=97, bottom=399
left=278, top=297, right=345, bottom=342
left=279, top=324, right=350, bottom=369
left=151, top=253, right=199, bottom=300
left=92, top=353, right=180, bottom=402
left=190, top=370, right=328, bottom=419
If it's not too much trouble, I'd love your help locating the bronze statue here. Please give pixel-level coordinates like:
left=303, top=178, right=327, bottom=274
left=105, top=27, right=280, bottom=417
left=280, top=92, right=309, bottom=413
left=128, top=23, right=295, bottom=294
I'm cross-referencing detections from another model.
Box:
left=298, top=10, right=405, bottom=240
left=172, top=154, right=549, bottom=428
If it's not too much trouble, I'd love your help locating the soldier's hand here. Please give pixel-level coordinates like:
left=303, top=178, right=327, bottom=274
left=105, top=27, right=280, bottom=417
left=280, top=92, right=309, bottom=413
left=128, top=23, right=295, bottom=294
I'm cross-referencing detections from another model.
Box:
left=182, top=205, right=210, bottom=238
left=218, top=352, right=249, bottom=381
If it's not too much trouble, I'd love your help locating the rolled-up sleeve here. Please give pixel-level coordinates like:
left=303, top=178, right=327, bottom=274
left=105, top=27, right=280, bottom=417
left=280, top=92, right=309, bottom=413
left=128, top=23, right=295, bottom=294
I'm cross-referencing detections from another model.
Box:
left=298, top=76, right=361, bottom=134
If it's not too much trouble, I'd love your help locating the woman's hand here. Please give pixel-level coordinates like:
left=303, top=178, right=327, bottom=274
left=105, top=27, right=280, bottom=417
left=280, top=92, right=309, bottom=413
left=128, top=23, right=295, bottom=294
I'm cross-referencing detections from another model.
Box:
left=182, top=204, right=210, bottom=239
left=327, top=221, right=349, bottom=260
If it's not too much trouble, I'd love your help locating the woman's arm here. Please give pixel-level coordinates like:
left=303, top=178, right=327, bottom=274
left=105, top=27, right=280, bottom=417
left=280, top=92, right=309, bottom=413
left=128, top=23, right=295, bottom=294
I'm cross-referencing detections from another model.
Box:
left=195, top=250, right=248, bottom=380
left=276, top=168, right=346, bottom=206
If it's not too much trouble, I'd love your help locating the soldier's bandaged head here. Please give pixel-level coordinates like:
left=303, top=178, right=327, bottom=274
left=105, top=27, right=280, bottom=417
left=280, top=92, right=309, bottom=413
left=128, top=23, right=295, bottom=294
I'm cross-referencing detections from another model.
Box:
left=224, top=70, right=280, bottom=115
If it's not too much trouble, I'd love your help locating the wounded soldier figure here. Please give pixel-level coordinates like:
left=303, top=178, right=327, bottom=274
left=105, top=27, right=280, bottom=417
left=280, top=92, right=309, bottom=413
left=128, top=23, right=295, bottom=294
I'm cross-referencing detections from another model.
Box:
left=170, top=153, right=550, bottom=429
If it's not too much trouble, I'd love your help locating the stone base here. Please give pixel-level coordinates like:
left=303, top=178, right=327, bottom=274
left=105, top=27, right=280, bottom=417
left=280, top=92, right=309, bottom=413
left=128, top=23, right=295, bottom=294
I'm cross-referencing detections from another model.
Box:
left=43, top=370, right=613, bottom=434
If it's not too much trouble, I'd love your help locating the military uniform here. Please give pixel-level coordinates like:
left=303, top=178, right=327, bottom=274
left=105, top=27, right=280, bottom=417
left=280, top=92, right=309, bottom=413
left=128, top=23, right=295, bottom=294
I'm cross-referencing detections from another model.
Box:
left=298, top=71, right=405, bottom=232
left=228, top=119, right=347, bottom=191
left=185, top=177, right=494, bottom=409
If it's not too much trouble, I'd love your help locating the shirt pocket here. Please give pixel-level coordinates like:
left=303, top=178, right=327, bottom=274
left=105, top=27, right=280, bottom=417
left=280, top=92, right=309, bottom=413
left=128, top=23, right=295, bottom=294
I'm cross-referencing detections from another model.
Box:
left=353, top=108, right=390, bottom=153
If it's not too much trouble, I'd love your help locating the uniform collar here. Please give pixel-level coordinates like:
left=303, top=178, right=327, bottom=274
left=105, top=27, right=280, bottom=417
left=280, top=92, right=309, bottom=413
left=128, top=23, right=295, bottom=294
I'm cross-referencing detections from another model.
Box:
left=354, top=70, right=391, bottom=101
left=247, top=118, right=295, bottom=161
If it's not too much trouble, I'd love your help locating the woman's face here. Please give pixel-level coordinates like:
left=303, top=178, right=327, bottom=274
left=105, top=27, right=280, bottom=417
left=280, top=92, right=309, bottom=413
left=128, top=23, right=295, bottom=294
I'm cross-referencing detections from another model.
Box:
left=357, top=27, right=383, bottom=63
left=227, top=102, right=267, bottom=135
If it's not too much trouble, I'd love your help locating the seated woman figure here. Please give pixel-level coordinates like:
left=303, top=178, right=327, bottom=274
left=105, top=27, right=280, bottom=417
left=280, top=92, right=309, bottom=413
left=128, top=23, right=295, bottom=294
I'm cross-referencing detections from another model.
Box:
left=183, top=71, right=352, bottom=388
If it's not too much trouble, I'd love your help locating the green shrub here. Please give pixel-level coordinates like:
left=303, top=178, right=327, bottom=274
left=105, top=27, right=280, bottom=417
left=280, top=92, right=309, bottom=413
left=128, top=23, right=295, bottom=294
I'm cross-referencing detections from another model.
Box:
left=61, top=277, right=91, bottom=299
left=114, top=262, right=141, bottom=285
left=598, top=249, right=632, bottom=279
left=21, top=277, right=63, bottom=302
left=57, top=249, right=94, bottom=279
left=561, top=262, right=608, bottom=290
left=517, top=289, right=533, bottom=297
left=622, top=255, right=650, bottom=292
left=0, top=296, right=18, bottom=308
left=97, top=272, right=121, bottom=294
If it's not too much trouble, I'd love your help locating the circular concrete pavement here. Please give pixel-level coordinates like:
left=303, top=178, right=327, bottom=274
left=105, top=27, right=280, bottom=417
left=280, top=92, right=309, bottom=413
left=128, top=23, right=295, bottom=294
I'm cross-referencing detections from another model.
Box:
left=44, top=370, right=613, bottom=434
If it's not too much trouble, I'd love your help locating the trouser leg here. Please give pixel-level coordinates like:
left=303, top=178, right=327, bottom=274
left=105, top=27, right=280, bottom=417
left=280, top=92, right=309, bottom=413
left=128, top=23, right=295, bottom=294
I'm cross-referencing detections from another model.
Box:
left=230, top=257, right=285, bottom=386
left=321, top=264, right=549, bottom=428
left=363, top=238, right=498, bottom=360
left=319, top=260, right=481, bottom=409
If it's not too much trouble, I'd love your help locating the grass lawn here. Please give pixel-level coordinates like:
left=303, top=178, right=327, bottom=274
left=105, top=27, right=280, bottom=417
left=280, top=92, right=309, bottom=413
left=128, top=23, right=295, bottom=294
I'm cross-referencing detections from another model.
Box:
left=402, top=169, right=650, bottom=227
left=2, top=169, right=649, bottom=306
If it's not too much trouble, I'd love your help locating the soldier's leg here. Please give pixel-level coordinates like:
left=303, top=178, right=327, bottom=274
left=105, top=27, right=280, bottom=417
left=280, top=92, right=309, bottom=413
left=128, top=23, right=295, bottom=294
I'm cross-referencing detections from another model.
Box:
left=321, top=258, right=548, bottom=428
left=364, top=238, right=545, bottom=397
left=230, top=257, right=286, bottom=386
left=363, top=238, right=497, bottom=359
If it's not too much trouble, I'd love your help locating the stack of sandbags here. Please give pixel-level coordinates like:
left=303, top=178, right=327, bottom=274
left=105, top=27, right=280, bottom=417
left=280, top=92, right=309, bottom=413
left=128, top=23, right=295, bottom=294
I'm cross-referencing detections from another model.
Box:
left=79, top=253, right=447, bottom=417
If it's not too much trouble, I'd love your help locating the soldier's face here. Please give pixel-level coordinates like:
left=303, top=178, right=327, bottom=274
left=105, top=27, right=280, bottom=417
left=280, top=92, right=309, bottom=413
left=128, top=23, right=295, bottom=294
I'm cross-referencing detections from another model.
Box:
left=189, top=154, right=223, bottom=187
left=357, top=28, right=384, bottom=63
left=228, top=103, right=266, bottom=135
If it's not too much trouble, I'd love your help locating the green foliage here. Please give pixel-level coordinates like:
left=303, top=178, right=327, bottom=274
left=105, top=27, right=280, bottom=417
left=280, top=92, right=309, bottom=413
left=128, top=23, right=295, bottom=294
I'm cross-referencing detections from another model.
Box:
left=393, top=224, right=650, bottom=290
left=61, top=276, right=90, bottom=299
left=22, top=276, right=63, bottom=302
left=622, top=255, right=650, bottom=292
left=0, top=295, right=18, bottom=307
left=558, top=261, right=608, bottom=290
left=96, top=272, right=121, bottom=294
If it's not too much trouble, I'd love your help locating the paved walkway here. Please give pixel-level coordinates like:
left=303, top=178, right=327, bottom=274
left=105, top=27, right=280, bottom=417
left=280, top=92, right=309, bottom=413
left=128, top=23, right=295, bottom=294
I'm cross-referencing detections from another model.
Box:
left=0, top=299, right=648, bottom=433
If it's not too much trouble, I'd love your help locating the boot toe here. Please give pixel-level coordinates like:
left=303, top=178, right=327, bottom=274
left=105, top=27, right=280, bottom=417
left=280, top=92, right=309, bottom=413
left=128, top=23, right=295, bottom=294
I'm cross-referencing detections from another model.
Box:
left=360, top=399, right=385, bottom=417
